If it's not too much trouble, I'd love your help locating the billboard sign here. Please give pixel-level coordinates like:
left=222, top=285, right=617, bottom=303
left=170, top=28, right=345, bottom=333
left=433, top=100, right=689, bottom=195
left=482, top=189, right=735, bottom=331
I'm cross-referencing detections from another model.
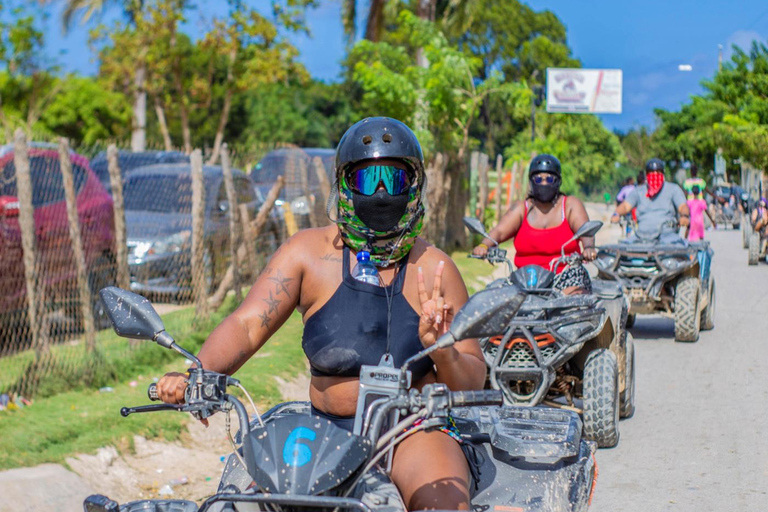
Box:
left=546, top=68, right=623, bottom=114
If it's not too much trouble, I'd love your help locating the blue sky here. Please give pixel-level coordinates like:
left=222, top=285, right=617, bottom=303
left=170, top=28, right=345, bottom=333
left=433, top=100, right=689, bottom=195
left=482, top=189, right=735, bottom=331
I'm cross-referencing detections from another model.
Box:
left=30, top=0, right=768, bottom=132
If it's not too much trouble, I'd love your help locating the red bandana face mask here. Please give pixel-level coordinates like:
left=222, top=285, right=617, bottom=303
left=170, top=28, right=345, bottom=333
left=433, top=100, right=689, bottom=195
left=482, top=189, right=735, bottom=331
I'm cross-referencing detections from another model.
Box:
left=646, top=171, right=665, bottom=198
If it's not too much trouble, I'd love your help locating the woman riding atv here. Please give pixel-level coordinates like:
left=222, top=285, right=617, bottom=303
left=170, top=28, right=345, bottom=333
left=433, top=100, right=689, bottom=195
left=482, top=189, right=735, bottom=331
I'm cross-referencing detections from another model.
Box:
left=156, top=117, right=486, bottom=511
left=472, top=154, right=597, bottom=293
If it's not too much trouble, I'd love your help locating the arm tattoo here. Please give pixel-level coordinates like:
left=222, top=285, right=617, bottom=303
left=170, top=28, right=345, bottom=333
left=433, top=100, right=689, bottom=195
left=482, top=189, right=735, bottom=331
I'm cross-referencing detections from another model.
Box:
left=258, top=310, right=272, bottom=329
left=267, top=269, right=294, bottom=297
left=320, top=253, right=343, bottom=263
left=262, top=290, right=281, bottom=314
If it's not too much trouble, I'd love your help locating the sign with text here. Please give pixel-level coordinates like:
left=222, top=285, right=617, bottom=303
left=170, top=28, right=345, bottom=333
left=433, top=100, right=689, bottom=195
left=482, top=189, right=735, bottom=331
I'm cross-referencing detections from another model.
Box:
left=546, top=68, right=623, bottom=114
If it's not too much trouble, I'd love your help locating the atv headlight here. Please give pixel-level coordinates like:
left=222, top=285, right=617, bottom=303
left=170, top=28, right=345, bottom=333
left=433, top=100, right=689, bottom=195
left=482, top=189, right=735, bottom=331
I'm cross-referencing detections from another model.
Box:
left=557, top=321, right=599, bottom=341
left=660, top=257, right=687, bottom=270
left=595, top=253, right=616, bottom=269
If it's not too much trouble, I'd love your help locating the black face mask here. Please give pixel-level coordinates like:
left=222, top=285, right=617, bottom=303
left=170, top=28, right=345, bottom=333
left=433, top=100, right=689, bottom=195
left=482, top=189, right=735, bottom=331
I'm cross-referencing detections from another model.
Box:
left=352, top=189, right=410, bottom=232
left=530, top=180, right=560, bottom=203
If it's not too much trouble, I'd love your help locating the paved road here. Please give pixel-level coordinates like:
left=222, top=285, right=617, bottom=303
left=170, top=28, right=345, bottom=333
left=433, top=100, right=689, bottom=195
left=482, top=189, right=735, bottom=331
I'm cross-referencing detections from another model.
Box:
left=591, top=229, right=768, bottom=512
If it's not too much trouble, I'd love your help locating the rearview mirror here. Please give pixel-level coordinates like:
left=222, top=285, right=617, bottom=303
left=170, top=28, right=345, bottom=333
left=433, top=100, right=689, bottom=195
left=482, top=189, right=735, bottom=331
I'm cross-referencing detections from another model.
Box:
left=99, top=287, right=172, bottom=347
left=449, top=285, right=526, bottom=340
left=463, top=217, right=497, bottom=245
left=574, top=220, right=603, bottom=239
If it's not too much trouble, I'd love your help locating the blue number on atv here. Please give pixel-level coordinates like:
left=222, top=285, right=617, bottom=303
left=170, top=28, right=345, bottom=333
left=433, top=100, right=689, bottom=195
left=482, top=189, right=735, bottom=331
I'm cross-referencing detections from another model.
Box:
left=283, top=427, right=316, bottom=467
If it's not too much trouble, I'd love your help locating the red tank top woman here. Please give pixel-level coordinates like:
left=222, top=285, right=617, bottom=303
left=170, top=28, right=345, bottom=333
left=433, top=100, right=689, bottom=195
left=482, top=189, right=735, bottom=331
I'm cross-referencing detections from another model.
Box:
left=514, top=196, right=581, bottom=273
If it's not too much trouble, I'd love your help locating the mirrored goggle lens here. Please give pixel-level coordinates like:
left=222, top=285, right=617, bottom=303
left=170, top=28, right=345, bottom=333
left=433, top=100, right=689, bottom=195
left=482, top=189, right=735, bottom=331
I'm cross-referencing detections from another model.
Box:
left=532, top=174, right=556, bottom=184
left=349, top=166, right=412, bottom=196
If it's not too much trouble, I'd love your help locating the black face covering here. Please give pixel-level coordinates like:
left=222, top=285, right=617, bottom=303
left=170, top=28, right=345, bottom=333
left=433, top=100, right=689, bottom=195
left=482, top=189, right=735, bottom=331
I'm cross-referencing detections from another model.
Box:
left=352, top=189, right=410, bottom=232
left=530, top=180, right=560, bottom=203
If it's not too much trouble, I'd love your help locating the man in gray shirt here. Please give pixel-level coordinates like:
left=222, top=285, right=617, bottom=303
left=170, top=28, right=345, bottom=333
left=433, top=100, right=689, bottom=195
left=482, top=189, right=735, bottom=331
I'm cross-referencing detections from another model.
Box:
left=611, top=158, right=690, bottom=244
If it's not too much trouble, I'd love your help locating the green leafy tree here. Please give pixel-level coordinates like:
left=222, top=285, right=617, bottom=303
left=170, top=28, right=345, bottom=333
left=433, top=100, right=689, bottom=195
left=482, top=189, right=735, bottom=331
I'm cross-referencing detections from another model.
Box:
left=348, top=10, right=528, bottom=247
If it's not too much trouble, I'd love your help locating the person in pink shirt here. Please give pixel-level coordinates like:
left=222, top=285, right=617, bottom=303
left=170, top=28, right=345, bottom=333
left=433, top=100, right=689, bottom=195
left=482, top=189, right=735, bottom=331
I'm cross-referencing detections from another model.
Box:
left=687, top=185, right=715, bottom=241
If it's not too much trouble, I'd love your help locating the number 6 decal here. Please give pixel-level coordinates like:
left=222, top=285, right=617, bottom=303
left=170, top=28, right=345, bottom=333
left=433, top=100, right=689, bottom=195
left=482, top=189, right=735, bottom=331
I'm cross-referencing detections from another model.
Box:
left=283, top=427, right=316, bottom=467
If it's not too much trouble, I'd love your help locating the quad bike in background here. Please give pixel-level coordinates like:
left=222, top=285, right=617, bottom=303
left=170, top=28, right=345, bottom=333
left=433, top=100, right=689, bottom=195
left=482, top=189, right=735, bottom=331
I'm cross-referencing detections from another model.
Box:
left=464, top=217, right=634, bottom=448
left=596, top=221, right=715, bottom=342
left=83, top=286, right=598, bottom=512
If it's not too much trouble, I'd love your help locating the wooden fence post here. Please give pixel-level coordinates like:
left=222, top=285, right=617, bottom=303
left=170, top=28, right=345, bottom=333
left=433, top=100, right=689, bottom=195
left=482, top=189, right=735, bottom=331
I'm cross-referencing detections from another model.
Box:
left=221, top=143, right=242, bottom=302
left=298, top=155, right=318, bottom=228
left=313, top=156, right=331, bottom=226
left=59, top=138, right=95, bottom=351
left=469, top=151, right=479, bottom=217
left=208, top=176, right=284, bottom=311
left=239, top=204, right=258, bottom=274
left=478, top=153, right=489, bottom=220
left=13, top=129, right=47, bottom=356
left=495, top=154, right=503, bottom=223
left=190, top=149, right=208, bottom=319
left=107, top=145, right=130, bottom=291
left=508, top=161, right=519, bottom=206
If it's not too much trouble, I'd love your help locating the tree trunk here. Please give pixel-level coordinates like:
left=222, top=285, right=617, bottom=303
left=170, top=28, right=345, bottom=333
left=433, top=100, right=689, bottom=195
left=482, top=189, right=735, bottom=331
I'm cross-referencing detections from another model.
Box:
left=171, top=26, right=192, bottom=153
left=364, top=0, right=386, bottom=42
left=495, top=154, right=503, bottom=223
left=58, top=138, right=95, bottom=352
left=477, top=153, right=489, bottom=219
left=131, top=64, right=147, bottom=152
left=0, top=92, right=10, bottom=144
left=154, top=96, right=173, bottom=151
left=208, top=46, right=237, bottom=165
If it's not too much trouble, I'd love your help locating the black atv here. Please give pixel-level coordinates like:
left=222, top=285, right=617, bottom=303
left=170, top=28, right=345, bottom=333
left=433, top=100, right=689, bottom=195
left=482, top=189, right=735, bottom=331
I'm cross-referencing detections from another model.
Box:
left=84, top=286, right=598, bottom=512
left=464, top=218, right=634, bottom=448
left=596, top=222, right=715, bottom=342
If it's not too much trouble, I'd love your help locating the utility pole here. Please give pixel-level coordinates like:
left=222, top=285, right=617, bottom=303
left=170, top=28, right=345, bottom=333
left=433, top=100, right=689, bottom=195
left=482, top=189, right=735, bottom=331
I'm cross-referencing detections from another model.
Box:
left=718, top=44, right=723, bottom=71
left=530, top=70, right=540, bottom=143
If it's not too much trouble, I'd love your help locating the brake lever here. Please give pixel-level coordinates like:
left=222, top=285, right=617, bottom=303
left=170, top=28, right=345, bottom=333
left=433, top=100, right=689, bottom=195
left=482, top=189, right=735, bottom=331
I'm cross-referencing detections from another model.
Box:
left=121, top=403, right=183, bottom=417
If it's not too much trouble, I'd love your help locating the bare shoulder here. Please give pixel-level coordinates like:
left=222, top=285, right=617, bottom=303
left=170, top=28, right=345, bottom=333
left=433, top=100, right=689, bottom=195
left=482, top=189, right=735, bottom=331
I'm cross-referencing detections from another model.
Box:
left=274, top=225, right=337, bottom=261
left=409, top=238, right=463, bottom=281
left=565, top=195, right=588, bottom=214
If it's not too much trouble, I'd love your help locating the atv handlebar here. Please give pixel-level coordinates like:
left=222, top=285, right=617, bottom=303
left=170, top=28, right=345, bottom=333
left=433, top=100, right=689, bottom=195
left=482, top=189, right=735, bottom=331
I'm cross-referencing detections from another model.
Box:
left=450, top=389, right=503, bottom=407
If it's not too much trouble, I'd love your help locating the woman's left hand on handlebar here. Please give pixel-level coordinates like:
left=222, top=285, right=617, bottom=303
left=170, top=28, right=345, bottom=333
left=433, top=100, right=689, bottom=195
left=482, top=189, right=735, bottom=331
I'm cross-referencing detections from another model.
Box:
left=582, top=247, right=598, bottom=261
left=417, top=261, right=453, bottom=348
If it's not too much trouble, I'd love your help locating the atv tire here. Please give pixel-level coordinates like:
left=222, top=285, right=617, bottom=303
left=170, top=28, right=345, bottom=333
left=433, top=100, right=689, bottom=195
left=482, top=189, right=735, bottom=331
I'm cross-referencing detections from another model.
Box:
left=749, top=233, right=760, bottom=265
left=625, top=313, right=636, bottom=329
left=619, top=334, right=636, bottom=419
left=701, top=278, right=716, bottom=331
left=583, top=348, right=620, bottom=448
left=674, top=276, right=701, bottom=342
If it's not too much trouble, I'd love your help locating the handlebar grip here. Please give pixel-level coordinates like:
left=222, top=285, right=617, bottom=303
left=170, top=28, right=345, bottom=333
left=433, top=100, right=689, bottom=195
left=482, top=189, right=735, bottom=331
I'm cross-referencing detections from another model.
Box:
left=450, top=390, right=503, bottom=408
left=148, top=383, right=159, bottom=402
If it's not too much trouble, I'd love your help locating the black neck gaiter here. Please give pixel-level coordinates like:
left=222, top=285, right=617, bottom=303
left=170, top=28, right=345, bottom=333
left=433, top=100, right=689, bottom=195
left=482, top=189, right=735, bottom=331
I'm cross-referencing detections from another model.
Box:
left=352, top=189, right=410, bottom=232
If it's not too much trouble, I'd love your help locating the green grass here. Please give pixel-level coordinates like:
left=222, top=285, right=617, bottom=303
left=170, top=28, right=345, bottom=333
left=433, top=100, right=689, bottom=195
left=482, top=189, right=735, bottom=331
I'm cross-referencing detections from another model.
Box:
left=0, top=310, right=307, bottom=470
left=0, top=250, right=497, bottom=470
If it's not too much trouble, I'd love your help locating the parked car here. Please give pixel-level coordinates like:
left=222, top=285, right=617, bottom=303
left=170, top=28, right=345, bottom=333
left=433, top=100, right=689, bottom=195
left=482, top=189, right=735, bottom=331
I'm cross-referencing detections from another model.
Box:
left=0, top=144, right=116, bottom=350
left=123, top=164, right=281, bottom=301
left=90, top=150, right=189, bottom=194
left=250, top=148, right=335, bottom=231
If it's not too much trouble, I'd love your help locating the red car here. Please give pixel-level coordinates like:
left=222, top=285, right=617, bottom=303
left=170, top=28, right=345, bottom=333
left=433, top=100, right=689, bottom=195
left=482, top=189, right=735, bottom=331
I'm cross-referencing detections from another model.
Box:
left=0, top=144, right=116, bottom=350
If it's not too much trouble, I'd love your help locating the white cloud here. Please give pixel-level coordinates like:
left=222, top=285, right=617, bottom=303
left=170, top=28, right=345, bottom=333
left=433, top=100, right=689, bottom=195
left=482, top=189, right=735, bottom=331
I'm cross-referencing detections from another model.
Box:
left=724, top=30, right=765, bottom=59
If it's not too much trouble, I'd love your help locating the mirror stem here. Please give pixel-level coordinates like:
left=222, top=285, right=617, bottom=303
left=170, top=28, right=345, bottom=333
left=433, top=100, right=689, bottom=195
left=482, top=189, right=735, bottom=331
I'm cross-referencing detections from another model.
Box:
left=170, top=343, right=204, bottom=374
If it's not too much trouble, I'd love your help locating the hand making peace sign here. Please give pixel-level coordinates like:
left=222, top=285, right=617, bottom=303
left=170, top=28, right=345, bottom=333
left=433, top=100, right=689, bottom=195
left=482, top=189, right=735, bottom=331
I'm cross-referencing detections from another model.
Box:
left=417, top=261, right=454, bottom=348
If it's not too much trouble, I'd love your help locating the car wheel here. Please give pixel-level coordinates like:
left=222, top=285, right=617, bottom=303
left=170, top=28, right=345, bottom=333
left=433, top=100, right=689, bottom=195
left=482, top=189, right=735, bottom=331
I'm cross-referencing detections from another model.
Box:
left=674, top=276, right=701, bottom=342
left=625, top=313, right=636, bottom=329
left=582, top=348, right=620, bottom=448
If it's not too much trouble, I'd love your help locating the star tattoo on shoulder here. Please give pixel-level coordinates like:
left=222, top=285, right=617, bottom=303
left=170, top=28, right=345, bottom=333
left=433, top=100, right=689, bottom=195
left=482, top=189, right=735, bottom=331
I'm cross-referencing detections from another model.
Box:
left=258, top=310, right=271, bottom=329
left=262, top=290, right=281, bottom=315
left=268, top=269, right=293, bottom=297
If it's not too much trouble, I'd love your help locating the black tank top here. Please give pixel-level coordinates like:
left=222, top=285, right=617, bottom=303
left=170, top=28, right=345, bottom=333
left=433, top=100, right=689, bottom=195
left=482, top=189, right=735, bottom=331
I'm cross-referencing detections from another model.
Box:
left=301, top=246, right=434, bottom=381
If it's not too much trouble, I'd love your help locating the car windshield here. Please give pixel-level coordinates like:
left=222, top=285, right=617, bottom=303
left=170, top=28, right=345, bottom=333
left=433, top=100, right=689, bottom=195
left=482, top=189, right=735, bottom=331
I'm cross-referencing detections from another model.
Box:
left=124, top=175, right=215, bottom=213
left=252, top=153, right=290, bottom=183
left=0, top=155, right=89, bottom=207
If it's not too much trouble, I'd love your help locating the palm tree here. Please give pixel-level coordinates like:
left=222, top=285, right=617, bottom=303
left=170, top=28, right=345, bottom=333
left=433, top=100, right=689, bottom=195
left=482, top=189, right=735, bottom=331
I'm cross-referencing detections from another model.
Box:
left=42, top=0, right=147, bottom=151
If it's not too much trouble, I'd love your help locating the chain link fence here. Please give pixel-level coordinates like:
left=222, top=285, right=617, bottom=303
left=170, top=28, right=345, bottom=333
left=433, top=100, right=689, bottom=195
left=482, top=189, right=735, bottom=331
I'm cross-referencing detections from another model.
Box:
left=0, top=130, right=339, bottom=400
